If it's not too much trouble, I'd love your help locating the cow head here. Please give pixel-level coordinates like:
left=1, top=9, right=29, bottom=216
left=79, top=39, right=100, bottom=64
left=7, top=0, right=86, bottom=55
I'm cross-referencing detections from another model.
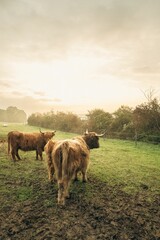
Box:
left=44, top=130, right=56, bottom=138
left=40, top=129, right=56, bottom=136
left=83, top=130, right=105, bottom=149
left=40, top=130, right=56, bottom=144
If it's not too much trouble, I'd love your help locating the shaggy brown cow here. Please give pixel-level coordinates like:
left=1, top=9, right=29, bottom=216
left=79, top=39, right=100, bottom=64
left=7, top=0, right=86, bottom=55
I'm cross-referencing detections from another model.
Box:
left=8, top=130, right=56, bottom=161
left=45, top=130, right=104, bottom=205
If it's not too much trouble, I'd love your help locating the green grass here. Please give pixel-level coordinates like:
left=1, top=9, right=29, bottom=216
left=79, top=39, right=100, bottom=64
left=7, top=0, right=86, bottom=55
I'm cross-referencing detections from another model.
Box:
left=0, top=123, right=159, bottom=206
left=0, top=122, right=52, bottom=138
left=90, top=139, right=160, bottom=196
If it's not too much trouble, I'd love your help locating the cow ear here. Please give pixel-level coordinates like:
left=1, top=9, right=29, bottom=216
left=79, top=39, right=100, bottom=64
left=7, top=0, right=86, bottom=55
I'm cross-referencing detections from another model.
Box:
left=53, top=130, right=56, bottom=134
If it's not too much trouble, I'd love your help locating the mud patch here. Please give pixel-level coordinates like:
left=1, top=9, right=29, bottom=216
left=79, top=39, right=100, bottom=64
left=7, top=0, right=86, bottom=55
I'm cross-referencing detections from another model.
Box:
left=0, top=175, right=160, bottom=240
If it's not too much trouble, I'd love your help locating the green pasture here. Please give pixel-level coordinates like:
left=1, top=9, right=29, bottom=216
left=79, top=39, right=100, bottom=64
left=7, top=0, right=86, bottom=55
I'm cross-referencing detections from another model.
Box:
left=90, top=139, right=160, bottom=196
left=0, top=123, right=159, bottom=206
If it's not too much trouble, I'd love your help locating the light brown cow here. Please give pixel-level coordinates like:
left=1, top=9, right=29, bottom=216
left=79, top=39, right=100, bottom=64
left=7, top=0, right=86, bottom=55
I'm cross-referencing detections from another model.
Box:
left=8, top=130, right=56, bottom=162
left=45, top=130, right=104, bottom=205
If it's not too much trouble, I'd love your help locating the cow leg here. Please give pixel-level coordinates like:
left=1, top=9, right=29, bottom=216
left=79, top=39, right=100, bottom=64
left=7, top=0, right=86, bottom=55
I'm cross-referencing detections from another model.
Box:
left=64, top=179, right=71, bottom=199
left=36, top=150, right=38, bottom=160
left=15, top=149, right=21, bottom=160
left=58, top=181, right=66, bottom=205
left=40, top=153, right=43, bottom=161
left=11, top=148, right=21, bottom=161
left=58, top=179, right=70, bottom=205
left=37, top=149, right=43, bottom=160
left=73, top=169, right=79, bottom=181
left=48, top=164, right=55, bottom=182
left=81, top=169, right=87, bottom=182
left=11, top=149, right=16, bottom=162
left=46, top=156, right=55, bottom=182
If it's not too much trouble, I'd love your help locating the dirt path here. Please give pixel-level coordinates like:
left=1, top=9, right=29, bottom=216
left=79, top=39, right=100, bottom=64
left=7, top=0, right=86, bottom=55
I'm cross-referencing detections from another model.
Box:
left=0, top=173, right=160, bottom=240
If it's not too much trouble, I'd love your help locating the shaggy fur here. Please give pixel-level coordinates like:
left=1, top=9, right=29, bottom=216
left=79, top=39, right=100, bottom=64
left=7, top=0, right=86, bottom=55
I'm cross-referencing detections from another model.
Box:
left=45, top=132, right=100, bottom=205
left=8, top=130, right=56, bottom=161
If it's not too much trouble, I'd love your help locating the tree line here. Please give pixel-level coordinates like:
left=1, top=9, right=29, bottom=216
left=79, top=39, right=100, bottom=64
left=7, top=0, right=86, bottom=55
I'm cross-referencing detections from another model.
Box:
left=28, top=97, right=160, bottom=144
left=0, top=106, right=27, bottom=123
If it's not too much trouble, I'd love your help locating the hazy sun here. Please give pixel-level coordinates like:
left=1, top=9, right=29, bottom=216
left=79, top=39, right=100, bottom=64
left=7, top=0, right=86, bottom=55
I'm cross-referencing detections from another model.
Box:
left=10, top=48, right=141, bottom=109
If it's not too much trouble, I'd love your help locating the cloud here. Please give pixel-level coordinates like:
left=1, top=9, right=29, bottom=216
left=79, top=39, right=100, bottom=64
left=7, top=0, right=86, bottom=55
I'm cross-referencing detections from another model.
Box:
left=0, top=0, right=160, bottom=114
left=133, top=65, right=160, bottom=75
left=0, top=93, right=93, bottom=116
left=0, top=80, right=12, bottom=88
left=38, top=97, right=62, bottom=103
left=0, top=0, right=159, bottom=84
left=1, top=0, right=160, bottom=59
left=52, top=98, right=62, bottom=103
left=0, top=94, right=49, bottom=115
left=0, top=89, right=64, bottom=115
left=34, top=91, right=46, bottom=96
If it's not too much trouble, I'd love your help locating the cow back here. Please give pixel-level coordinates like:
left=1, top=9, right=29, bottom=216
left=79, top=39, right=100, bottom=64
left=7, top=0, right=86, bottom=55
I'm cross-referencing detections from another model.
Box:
left=51, top=138, right=90, bottom=180
left=8, top=131, right=56, bottom=151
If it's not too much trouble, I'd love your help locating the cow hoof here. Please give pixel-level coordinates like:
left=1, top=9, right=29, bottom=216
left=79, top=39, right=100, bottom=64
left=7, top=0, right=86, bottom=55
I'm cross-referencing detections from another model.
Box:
left=73, top=178, right=79, bottom=182
left=58, top=200, right=65, bottom=206
left=66, top=194, right=70, bottom=199
left=82, top=180, right=87, bottom=183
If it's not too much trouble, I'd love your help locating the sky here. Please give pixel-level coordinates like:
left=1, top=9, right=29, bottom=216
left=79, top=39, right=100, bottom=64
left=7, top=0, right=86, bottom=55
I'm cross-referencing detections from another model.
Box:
left=0, top=0, right=160, bottom=116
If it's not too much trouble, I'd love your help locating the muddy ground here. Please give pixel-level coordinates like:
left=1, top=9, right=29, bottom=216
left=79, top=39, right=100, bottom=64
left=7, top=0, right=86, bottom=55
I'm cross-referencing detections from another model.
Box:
left=0, top=169, right=160, bottom=240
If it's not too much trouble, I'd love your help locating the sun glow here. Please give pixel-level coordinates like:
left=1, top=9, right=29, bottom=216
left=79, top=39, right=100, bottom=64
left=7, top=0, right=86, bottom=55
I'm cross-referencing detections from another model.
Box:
left=9, top=45, right=145, bottom=114
left=11, top=49, right=118, bottom=104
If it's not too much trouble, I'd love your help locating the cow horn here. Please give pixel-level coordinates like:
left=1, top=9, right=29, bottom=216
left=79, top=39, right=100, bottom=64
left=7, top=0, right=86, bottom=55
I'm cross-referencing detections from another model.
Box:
left=85, top=129, right=89, bottom=134
left=96, top=132, right=106, bottom=137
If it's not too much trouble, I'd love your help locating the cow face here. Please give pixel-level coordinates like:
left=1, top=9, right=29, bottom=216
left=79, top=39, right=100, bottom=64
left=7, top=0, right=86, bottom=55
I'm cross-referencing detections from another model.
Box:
left=83, top=132, right=100, bottom=149
left=41, top=131, right=56, bottom=143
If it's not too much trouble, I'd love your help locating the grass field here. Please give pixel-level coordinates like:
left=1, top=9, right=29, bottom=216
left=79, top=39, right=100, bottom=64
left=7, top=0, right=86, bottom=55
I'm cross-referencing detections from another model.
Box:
left=90, top=138, right=160, bottom=197
left=1, top=123, right=159, bottom=198
left=0, top=123, right=160, bottom=239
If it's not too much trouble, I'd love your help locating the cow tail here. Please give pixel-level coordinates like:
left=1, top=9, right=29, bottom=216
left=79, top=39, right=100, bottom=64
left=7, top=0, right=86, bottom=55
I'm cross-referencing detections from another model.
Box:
left=45, top=141, right=53, bottom=166
left=61, top=142, right=70, bottom=179
left=54, top=142, right=70, bottom=181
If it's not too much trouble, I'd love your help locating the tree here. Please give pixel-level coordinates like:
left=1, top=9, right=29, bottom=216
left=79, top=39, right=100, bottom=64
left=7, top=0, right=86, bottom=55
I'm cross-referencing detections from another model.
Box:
left=86, top=109, right=113, bottom=133
left=0, top=106, right=27, bottom=123
left=28, top=113, right=44, bottom=127
left=28, top=111, right=83, bottom=133
left=111, top=106, right=133, bottom=133
left=133, top=98, right=160, bottom=135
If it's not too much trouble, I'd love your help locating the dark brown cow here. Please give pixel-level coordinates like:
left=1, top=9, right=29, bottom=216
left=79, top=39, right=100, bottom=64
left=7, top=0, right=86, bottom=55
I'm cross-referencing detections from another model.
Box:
left=8, top=130, right=56, bottom=161
left=45, top=130, right=104, bottom=205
